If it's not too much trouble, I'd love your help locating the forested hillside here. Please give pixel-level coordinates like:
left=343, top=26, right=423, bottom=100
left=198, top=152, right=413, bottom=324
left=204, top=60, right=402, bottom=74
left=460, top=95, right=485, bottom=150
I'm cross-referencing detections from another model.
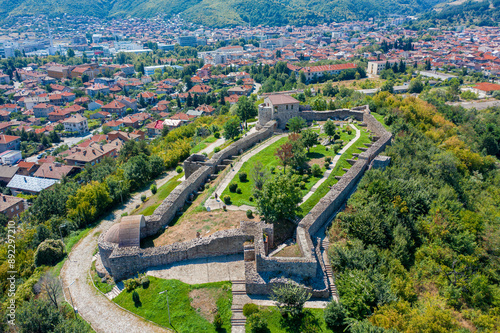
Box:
left=327, top=93, right=500, bottom=331
left=0, top=0, right=447, bottom=27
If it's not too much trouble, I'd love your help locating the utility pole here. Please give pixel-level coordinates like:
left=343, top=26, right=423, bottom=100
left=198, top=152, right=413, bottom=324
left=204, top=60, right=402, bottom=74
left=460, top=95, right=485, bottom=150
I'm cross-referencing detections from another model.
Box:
left=159, top=290, right=171, bottom=326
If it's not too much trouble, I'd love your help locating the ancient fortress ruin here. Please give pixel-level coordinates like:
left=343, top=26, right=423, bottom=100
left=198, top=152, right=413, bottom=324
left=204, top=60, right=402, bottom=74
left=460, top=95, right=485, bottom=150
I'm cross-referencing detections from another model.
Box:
left=98, top=99, right=392, bottom=298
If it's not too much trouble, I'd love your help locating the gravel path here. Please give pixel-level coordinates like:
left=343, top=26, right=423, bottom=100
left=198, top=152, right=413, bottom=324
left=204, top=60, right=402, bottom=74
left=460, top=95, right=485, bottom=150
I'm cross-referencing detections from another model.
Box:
left=60, top=172, right=177, bottom=333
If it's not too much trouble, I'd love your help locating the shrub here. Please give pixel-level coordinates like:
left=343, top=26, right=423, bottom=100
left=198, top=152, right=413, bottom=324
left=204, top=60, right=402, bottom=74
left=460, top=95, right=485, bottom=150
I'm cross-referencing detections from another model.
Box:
left=223, top=195, right=231, bottom=205
left=271, top=282, right=311, bottom=317
left=302, top=174, right=309, bottom=182
left=213, top=312, right=223, bottom=330
left=243, top=303, right=259, bottom=317
left=333, top=133, right=341, bottom=140
left=249, top=196, right=254, bottom=202
left=176, top=166, right=183, bottom=173
left=247, top=313, right=269, bottom=333
left=324, top=301, right=347, bottom=330
left=140, top=276, right=150, bottom=288
left=246, top=210, right=253, bottom=218
left=332, top=144, right=342, bottom=154
left=325, top=156, right=332, bottom=163
left=214, top=132, right=220, bottom=139
left=141, top=194, right=147, bottom=202
left=324, top=162, right=330, bottom=169
left=132, top=290, right=141, bottom=306
left=214, top=147, right=221, bottom=153
left=311, top=164, right=322, bottom=177
left=121, top=212, right=128, bottom=217
left=124, top=278, right=139, bottom=292
left=34, top=239, right=65, bottom=267
left=300, top=181, right=306, bottom=189
left=229, top=183, right=238, bottom=192
left=239, top=172, right=248, bottom=182
left=236, top=188, right=242, bottom=194
left=205, top=183, right=210, bottom=190
left=150, top=184, right=157, bottom=195
left=270, top=166, right=275, bottom=174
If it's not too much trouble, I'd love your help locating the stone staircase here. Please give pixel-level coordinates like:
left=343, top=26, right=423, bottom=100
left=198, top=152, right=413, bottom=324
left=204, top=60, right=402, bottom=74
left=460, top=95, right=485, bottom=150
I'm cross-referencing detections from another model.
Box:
left=320, top=238, right=339, bottom=301
left=231, top=280, right=247, bottom=333
left=105, top=281, right=124, bottom=300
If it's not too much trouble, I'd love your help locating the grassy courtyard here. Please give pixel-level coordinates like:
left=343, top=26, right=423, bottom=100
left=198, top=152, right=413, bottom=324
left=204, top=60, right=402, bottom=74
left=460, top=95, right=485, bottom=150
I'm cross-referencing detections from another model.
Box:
left=191, top=134, right=218, bottom=154
left=220, top=125, right=357, bottom=208
left=299, top=126, right=372, bottom=215
left=114, top=277, right=232, bottom=333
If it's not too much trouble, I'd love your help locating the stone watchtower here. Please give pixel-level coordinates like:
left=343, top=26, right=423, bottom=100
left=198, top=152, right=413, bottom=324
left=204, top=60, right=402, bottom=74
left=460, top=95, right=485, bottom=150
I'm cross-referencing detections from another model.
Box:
left=258, top=95, right=300, bottom=129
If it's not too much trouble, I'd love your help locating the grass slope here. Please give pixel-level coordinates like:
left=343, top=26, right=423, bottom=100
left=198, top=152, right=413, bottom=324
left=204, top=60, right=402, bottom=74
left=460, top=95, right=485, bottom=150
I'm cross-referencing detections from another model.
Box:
left=114, top=277, right=232, bottom=333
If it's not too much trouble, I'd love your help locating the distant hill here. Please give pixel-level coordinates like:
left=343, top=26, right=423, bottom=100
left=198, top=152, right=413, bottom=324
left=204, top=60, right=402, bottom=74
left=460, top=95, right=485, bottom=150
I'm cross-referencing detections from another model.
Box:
left=0, top=0, right=449, bottom=27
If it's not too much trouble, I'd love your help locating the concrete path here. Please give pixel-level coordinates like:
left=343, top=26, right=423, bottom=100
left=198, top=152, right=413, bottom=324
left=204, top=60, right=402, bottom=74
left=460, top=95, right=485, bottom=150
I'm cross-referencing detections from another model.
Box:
left=301, top=124, right=360, bottom=204
left=199, top=137, right=226, bottom=156
left=204, top=134, right=287, bottom=212
left=146, top=254, right=245, bottom=284
left=60, top=172, right=179, bottom=333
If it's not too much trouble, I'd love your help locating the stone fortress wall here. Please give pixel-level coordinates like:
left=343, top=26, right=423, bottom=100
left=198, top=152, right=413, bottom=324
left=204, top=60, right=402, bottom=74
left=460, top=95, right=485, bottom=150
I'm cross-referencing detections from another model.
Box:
left=98, top=106, right=392, bottom=297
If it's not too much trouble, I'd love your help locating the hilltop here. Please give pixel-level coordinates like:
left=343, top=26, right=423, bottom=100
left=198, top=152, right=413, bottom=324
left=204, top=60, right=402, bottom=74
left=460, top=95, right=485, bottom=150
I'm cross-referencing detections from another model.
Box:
left=0, top=0, right=448, bottom=27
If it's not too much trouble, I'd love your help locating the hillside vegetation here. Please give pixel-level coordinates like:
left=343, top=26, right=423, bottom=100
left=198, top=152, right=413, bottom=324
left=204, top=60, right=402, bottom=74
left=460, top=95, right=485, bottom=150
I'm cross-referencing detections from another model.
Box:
left=0, top=0, right=448, bottom=27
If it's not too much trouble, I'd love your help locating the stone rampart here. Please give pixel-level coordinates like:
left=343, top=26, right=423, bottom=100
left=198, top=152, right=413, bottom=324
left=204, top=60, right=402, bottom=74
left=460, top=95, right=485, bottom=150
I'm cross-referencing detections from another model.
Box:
left=144, top=165, right=212, bottom=237
left=300, top=109, right=365, bottom=122
left=183, top=154, right=207, bottom=179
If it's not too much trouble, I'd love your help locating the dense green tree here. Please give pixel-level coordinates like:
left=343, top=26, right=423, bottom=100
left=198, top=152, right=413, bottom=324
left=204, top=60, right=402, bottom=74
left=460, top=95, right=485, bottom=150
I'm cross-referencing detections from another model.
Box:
left=287, top=116, right=306, bottom=133
left=300, top=129, right=318, bottom=153
left=223, top=117, right=241, bottom=140
left=271, top=282, right=311, bottom=317
left=255, top=174, right=301, bottom=223
left=235, top=96, right=257, bottom=128
left=323, top=119, right=336, bottom=141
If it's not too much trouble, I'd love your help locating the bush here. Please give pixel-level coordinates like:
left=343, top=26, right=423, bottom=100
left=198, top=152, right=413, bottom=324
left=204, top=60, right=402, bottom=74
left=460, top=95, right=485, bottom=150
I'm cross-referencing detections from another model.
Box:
left=214, top=132, right=220, bottom=139
left=249, top=196, right=254, bottom=202
left=229, top=183, right=238, bottom=192
left=176, top=166, right=183, bottom=173
left=214, top=147, right=221, bottom=153
left=141, top=194, right=147, bottom=202
left=324, top=301, right=346, bottom=330
left=302, top=174, right=309, bottom=182
left=34, top=239, right=65, bottom=267
left=300, top=181, right=306, bottom=189
left=270, top=166, right=275, bottom=174
left=332, top=144, right=342, bottom=154
left=311, top=164, right=322, bottom=177
left=325, top=156, right=332, bottom=163
left=132, top=290, right=141, bottom=306
left=150, top=184, right=157, bottom=195
left=213, top=312, right=223, bottom=330
left=205, top=183, right=210, bottom=190
left=247, top=313, right=269, bottom=333
left=239, top=172, right=248, bottom=182
left=236, top=188, right=242, bottom=194
left=243, top=303, right=259, bottom=317
left=324, top=162, right=330, bottom=169
left=124, top=278, right=139, bottom=292
left=140, top=276, right=150, bottom=288
left=246, top=210, right=253, bottom=218
left=223, top=195, right=231, bottom=205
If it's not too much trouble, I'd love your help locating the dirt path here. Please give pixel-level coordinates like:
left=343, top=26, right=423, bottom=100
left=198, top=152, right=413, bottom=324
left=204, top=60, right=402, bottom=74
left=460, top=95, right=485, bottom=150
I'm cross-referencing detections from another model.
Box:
left=60, top=172, right=177, bottom=333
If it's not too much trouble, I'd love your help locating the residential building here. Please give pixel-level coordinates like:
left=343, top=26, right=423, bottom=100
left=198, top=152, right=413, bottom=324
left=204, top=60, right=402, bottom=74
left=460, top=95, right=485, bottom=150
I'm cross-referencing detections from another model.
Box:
left=34, top=162, right=79, bottom=180
left=63, top=114, right=89, bottom=134
left=33, top=103, right=55, bottom=118
left=0, top=135, right=21, bottom=153
left=7, top=175, right=58, bottom=195
left=0, top=194, right=25, bottom=219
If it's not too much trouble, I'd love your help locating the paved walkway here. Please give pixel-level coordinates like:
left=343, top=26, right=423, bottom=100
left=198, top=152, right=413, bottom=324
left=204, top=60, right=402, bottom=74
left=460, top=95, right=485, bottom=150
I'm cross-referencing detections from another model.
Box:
left=301, top=124, right=361, bottom=203
left=204, top=133, right=287, bottom=212
left=60, top=172, right=178, bottom=333
left=146, top=254, right=245, bottom=283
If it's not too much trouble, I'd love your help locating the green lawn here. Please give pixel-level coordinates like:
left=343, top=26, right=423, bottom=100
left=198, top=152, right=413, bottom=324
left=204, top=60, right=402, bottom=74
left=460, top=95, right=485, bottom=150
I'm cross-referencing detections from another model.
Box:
left=299, top=127, right=372, bottom=216
left=191, top=135, right=218, bottom=154
left=220, top=128, right=356, bottom=208
left=134, top=173, right=184, bottom=216
left=371, top=112, right=390, bottom=131
left=113, top=277, right=232, bottom=333
left=246, top=306, right=333, bottom=333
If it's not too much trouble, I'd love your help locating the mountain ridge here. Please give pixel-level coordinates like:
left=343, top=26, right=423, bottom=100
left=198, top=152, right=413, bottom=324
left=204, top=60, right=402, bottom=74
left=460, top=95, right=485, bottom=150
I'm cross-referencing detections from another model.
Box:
left=0, top=0, right=449, bottom=27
